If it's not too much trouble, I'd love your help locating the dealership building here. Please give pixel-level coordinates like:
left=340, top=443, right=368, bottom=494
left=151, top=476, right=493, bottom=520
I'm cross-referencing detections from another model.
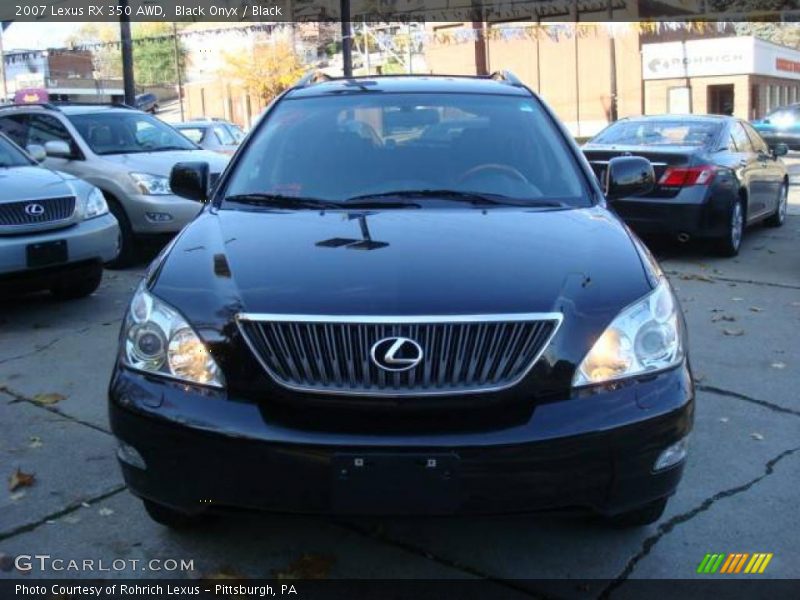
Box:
left=642, top=36, right=800, bottom=120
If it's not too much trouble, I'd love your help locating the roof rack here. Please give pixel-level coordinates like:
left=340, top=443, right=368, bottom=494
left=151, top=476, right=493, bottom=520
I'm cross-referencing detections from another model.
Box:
left=50, top=101, right=135, bottom=109
left=489, top=70, right=524, bottom=87
left=295, top=70, right=335, bottom=88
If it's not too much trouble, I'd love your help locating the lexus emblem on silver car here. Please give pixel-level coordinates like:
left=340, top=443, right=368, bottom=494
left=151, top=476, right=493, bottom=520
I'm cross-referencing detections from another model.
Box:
left=370, top=337, right=424, bottom=372
left=24, top=203, right=45, bottom=216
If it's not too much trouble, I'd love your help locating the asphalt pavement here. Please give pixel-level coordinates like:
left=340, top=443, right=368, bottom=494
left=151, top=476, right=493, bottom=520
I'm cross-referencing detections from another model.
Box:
left=1, top=167, right=799, bottom=595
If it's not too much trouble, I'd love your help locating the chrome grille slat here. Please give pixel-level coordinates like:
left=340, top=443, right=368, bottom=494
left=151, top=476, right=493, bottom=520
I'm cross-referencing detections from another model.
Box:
left=237, top=313, right=562, bottom=396
left=0, top=196, right=76, bottom=227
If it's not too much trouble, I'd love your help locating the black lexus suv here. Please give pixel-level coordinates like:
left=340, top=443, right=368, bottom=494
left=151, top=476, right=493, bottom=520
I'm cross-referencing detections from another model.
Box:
left=109, top=72, right=694, bottom=528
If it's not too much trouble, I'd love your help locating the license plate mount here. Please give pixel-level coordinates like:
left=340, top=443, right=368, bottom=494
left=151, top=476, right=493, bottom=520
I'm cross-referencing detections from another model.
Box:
left=26, top=240, right=68, bottom=268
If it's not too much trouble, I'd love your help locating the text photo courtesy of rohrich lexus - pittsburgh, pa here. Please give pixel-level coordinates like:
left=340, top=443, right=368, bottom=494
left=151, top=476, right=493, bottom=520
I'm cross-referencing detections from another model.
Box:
left=0, top=1, right=799, bottom=599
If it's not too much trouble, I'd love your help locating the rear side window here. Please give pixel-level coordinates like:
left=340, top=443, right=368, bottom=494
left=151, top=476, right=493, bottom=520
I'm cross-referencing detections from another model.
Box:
left=731, top=123, right=753, bottom=153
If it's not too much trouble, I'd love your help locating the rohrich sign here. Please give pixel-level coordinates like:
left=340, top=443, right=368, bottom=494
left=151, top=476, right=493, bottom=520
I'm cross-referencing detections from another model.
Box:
left=642, top=36, right=800, bottom=82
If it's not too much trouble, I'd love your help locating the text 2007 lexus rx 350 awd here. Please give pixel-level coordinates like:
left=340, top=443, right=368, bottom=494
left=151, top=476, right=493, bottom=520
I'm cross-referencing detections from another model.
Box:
left=109, top=73, right=693, bottom=529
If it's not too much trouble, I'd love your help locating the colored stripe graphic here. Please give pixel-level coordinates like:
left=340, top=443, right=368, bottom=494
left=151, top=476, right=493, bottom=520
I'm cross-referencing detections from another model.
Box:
left=702, top=553, right=773, bottom=575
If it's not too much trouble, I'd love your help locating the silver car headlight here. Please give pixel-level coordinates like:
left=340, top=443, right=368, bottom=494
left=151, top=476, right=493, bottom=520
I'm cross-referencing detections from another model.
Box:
left=83, top=187, right=109, bottom=219
left=573, top=279, right=684, bottom=387
left=122, top=283, right=224, bottom=388
left=130, top=172, right=172, bottom=195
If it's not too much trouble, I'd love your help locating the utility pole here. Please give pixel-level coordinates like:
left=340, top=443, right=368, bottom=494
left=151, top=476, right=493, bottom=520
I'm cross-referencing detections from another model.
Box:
left=363, top=20, right=370, bottom=75
left=607, top=1, right=618, bottom=122
left=0, top=24, right=8, bottom=103
left=406, top=23, right=413, bottom=74
left=172, top=22, right=184, bottom=121
left=341, top=0, right=352, bottom=77
left=119, top=0, right=135, bottom=105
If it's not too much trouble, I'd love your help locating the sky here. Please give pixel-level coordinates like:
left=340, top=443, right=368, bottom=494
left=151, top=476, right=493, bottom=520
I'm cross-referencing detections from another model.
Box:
left=2, top=22, right=82, bottom=51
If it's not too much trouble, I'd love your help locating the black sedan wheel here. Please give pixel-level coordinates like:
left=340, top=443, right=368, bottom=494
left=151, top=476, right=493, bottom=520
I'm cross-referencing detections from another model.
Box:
left=715, top=197, right=744, bottom=257
left=765, top=182, right=788, bottom=228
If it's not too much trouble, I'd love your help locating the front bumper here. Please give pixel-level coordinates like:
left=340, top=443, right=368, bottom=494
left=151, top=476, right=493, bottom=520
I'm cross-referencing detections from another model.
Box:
left=0, top=213, right=119, bottom=277
left=123, top=193, right=203, bottom=234
left=109, top=363, right=694, bottom=516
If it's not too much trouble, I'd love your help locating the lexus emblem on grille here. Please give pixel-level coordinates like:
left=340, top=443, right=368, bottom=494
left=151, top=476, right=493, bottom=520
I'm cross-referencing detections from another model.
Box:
left=370, top=337, right=423, bottom=372
left=24, top=203, right=45, bottom=216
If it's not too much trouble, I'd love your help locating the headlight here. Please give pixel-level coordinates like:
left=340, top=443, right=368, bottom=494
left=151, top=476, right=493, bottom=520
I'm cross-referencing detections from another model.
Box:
left=83, top=187, right=109, bottom=219
left=573, top=279, right=684, bottom=386
left=121, top=283, right=224, bottom=388
left=130, top=172, right=172, bottom=195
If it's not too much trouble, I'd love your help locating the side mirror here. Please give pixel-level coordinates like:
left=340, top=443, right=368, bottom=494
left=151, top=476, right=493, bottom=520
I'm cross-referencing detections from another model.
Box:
left=772, top=143, right=789, bottom=157
left=26, top=144, right=46, bottom=162
left=44, top=140, right=74, bottom=159
left=170, top=161, right=209, bottom=203
left=605, top=156, right=655, bottom=200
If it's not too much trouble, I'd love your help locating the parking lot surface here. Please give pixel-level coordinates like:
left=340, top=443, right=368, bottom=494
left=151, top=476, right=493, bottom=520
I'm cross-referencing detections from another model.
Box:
left=1, top=175, right=799, bottom=595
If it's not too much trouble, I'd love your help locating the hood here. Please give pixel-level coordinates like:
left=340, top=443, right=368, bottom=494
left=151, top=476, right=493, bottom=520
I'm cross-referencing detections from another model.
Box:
left=0, top=166, right=75, bottom=202
left=153, top=206, right=653, bottom=320
left=97, top=149, right=229, bottom=176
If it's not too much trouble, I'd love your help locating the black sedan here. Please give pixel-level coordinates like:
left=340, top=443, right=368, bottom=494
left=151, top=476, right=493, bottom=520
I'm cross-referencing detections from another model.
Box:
left=583, top=115, right=788, bottom=256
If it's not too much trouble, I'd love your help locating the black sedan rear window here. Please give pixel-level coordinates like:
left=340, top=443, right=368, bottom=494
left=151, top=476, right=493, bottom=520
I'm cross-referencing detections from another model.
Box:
left=222, top=93, right=589, bottom=207
left=592, top=120, right=721, bottom=147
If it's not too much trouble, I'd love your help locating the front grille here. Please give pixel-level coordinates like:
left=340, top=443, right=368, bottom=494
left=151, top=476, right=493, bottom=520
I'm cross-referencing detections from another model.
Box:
left=237, top=314, right=562, bottom=396
left=0, top=196, right=76, bottom=227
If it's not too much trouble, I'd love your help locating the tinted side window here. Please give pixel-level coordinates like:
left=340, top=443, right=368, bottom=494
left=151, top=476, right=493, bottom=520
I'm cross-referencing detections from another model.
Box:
left=0, top=114, right=30, bottom=147
left=742, top=122, right=769, bottom=153
left=731, top=123, right=752, bottom=153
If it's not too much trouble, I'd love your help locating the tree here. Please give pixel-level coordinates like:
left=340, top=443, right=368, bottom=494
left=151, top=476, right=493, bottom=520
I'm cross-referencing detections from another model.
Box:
left=732, top=23, right=800, bottom=49
left=221, top=41, right=306, bottom=102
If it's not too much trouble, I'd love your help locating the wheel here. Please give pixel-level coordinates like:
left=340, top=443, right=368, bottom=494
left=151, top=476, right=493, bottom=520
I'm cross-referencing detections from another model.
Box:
left=105, top=197, right=138, bottom=269
left=605, top=497, right=668, bottom=528
left=765, top=182, right=788, bottom=227
left=142, top=499, right=207, bottom=529
left=714, top=196, right=744, bottom=257
left=50, top=264, right=103, bottom=300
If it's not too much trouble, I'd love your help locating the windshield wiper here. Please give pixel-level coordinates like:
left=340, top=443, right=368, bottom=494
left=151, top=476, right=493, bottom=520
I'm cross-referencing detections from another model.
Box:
left=225, top=193, right=420, bottom=210
left=345, top=189, right=568, bottom=208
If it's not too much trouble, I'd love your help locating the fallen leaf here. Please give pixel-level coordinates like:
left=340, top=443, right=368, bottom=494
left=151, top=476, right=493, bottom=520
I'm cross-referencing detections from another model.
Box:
left=749, top=306, right=763, bottom=313
left=751, top=432, right=764, bottom=441
left=771, top=362, right=787, bottom=369
left=273, top=553, right=336, bottom=580
left=32, top=393, right=65, bottom=406
left=679, top=273, right=714, bottom=283
left=719, top=417, right=729, bottom=423
left=723, top=328, right=745, bottom=336
left=8, top=468, right=36, bottom=492
left=98, top=507, right=114, bottom=517
left=28, top=436, right=42, bottom=449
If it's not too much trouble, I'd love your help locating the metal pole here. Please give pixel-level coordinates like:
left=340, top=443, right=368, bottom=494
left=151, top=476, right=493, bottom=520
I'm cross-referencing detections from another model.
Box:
left=0, top=25, right=8, bottom=103
left=119, top=0, right=135, bottom=105
left=406, top=23, right=413, bottom=74
left=172, top=22, right=184, bottom=122
left=607, top=3, right=618, bottom=122
left=363, top=20, right=370, bottom=75
left=341, top=0, right=352, bottom=77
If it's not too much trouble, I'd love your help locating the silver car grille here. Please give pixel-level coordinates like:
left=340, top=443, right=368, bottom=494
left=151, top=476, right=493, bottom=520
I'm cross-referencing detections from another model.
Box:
left=0, top=196, right=76, bottom=227
left=236, top=313, right=562, bottom=396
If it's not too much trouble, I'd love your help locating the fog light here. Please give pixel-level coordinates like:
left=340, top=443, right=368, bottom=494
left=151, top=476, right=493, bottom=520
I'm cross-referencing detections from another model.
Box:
left=117, top=441, right=147, bottom=469
left=654, top=437, right=689, bottom=471
left=145, top=212, right=173, bottom=223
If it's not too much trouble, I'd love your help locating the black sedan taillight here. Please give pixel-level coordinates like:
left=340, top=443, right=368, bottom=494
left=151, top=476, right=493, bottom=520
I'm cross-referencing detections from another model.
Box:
left=658, top=165, right=717, bottom=187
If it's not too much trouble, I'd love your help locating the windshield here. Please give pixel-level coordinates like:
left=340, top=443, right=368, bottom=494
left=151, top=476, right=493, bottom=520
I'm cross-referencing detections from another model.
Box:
left=592, top=120, right=721, bottom=147
left=0, top=134, right=33, bottom=167
left=67, top=112, right=197, bottom=155
left=221, top=92, right=588, bottom=207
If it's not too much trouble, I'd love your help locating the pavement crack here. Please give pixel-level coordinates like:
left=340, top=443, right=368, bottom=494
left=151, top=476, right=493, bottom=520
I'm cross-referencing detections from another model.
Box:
left=1, top=384, right=112, bottom=436
left=599, top=444, right=800, bottom=599
left=0, top=485, right=127, bottom=542
left=664, top=269, right=800, bottom=291
left=335, top=520, right=553, bottom=599
left=697, top=383, right=800, bottom=417
left=0, top=336, right=64, bottom=365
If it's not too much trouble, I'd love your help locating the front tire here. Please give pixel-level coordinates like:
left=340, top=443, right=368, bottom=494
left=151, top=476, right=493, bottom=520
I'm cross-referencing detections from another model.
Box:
left=715, top=196, right=744, bottom=257
left=105, top=198, right=138, bottom=269
left=50, top=264, right=103, bottom=300
left=142, top=499, right=207, bottom=529
left=765, top=182, right=788, bottom=227
left=605, top=497, right=668, bottom=528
